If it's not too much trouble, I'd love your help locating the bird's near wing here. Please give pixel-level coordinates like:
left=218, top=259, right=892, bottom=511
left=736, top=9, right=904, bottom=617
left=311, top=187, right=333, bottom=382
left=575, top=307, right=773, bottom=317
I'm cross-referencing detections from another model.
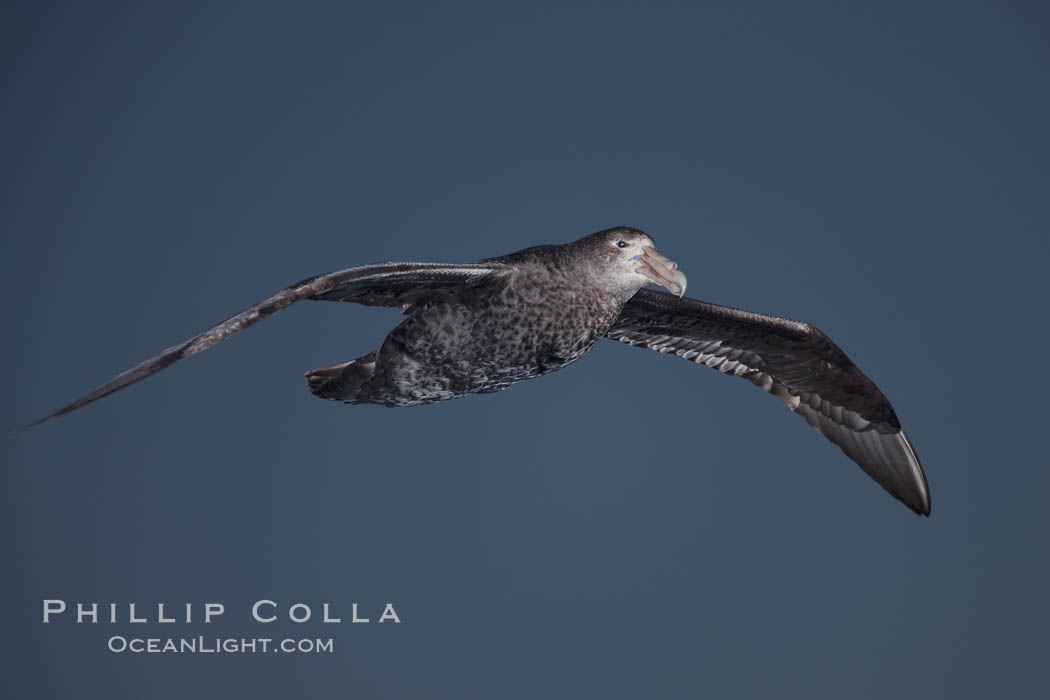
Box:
left=606, top=289, right=930, bottom=515
left=19, top=262, right=512, bottom=430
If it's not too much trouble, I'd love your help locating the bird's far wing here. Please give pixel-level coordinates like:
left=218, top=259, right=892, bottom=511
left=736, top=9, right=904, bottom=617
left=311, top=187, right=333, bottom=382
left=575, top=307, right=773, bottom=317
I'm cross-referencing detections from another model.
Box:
left=18, top=262, right=512, bottom=430
left=605, top=289, right=930, bottom=515
left=307, top=261, right=511, bottom=307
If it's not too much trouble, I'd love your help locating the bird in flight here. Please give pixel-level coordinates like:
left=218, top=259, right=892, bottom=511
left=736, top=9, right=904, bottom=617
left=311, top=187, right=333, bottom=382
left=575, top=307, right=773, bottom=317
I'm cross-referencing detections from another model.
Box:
left=21, top=227, right=930, bottom=515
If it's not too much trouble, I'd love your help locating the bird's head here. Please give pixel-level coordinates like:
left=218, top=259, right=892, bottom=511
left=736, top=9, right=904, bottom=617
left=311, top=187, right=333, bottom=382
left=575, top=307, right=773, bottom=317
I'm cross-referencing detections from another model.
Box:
left=572, top=227, right=687, bottom=299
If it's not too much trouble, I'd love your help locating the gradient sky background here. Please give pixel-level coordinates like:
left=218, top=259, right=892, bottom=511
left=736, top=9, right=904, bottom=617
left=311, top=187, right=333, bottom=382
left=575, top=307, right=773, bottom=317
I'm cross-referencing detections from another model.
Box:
left=3, top=2, right=1048, bottom=698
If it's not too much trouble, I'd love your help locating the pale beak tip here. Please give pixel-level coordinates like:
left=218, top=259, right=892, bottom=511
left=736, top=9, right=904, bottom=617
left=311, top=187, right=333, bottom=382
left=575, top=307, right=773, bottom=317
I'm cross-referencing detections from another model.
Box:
left=671, top=272, right=687, bottom=298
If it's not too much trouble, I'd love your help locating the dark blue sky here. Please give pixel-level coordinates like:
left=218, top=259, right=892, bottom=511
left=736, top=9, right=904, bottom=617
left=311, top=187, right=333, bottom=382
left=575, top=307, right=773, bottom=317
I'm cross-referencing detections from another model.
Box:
left=3, top=2, right=1048, bottom=698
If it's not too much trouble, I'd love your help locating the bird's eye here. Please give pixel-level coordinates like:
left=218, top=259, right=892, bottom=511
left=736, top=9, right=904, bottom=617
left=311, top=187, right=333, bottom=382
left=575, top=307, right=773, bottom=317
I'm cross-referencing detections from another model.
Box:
left=616, top=241, right=627, bottom=248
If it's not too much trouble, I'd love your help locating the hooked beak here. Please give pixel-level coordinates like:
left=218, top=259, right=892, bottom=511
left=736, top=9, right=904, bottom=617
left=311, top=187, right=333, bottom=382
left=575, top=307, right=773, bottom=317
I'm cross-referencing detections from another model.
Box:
left=636, top=246, right=687, bottom=298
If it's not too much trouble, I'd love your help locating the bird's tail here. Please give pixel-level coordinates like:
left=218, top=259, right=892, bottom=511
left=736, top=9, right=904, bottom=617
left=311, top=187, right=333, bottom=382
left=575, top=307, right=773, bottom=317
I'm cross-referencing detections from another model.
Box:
left=305, top=351, right=378, bottom=401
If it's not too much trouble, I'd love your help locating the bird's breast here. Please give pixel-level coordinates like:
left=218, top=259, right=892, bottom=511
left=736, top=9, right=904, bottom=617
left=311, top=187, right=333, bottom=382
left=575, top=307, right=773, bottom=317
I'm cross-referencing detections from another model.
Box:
left=402, top=271, right=622, bottom=378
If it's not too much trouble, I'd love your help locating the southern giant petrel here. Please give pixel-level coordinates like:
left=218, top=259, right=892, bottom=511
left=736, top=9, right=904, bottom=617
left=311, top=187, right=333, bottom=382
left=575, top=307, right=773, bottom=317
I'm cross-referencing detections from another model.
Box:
left=21, top=227, right=930, bottom=515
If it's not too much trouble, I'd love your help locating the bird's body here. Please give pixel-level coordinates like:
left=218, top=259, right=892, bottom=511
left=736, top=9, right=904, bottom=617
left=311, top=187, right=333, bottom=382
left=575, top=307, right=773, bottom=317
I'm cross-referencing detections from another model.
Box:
left=20, top=227, right=931, bottom=516
left=310, top=241, right=637, bottom=406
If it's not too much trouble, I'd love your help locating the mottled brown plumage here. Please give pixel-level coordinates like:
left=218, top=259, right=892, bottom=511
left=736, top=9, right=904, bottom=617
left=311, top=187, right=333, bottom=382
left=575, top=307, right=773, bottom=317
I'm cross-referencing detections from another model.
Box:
left=19, top=226, right=929, bottom=515
left=316, top=239, right=637, bottom=406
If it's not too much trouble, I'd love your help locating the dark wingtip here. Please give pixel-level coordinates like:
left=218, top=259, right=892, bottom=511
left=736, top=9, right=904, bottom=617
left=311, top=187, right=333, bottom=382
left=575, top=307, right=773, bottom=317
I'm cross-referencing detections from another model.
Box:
left=908, top=498, right=931, bottom=517
left=11, top=409, right=65, bottom=435
left=11, top=418, right=48, bottom=435
left=918, top=497, right=932, bottom=517
left=917, top=487, right=932, bottom=517
left=897, top=430, right=931, bottom=517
